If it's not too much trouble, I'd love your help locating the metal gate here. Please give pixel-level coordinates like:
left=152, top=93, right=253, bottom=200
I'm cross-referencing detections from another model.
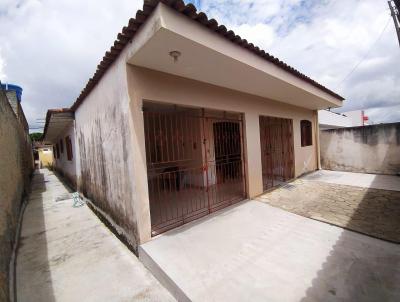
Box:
left=259, top=116, right=294, bottom=191
left=144, top=103, right=246, bottom=235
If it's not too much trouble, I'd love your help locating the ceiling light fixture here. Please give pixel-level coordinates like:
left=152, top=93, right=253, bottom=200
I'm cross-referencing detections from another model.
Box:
left=169, top=50, right=181, bottom=63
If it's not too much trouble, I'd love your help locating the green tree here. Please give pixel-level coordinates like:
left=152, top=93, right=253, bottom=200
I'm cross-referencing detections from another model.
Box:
left=30, top=132, right=43, bottom=141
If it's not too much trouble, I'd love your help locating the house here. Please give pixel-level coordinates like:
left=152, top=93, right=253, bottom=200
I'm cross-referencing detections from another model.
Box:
left=319, top=109, right=368, bottom=129
left=42, top=108, right=77, bottom=188
left=43, top=0, right=344, bottom=251
left=33, top=142, right=54, bottom=169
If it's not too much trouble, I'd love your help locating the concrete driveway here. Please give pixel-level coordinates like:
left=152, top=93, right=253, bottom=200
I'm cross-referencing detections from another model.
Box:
left=140, top=200, right=400, bottom=302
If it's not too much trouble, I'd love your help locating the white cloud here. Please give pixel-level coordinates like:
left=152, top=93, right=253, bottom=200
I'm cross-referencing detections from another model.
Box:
left=0, top=0, right=142, bottom=130
left=0, top=50, right=6, bottom=81
left=365, top=104, right=400, bottom=124
left=233, top=23, right=275, bottom=49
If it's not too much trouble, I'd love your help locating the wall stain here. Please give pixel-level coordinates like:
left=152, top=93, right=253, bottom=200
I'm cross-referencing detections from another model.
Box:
left=77, top=107, right=139, bottom=250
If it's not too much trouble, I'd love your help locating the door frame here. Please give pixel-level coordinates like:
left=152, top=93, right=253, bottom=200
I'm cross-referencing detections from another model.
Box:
left=142, top=102, right=247, bottom=235
left=259, top=115, right=295, bottom=191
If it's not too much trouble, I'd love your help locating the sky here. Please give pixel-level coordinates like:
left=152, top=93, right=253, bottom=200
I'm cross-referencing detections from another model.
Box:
left=0, top=0, right=399, bottom=132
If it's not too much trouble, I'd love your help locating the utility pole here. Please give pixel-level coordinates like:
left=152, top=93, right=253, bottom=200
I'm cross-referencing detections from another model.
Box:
left=389, top=0, right=400, bottom=47
left=395, top=0, right=400, bottom=17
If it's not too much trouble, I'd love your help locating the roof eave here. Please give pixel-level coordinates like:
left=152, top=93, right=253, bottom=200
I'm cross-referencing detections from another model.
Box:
left=70, top=0, right=344, bottom=113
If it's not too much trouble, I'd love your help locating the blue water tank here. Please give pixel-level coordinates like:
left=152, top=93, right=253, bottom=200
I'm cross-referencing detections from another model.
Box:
left=1, top=83, right=23, bottom=102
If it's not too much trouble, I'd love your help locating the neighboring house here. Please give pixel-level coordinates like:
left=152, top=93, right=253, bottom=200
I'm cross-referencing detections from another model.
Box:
left=33, top=143, right=54, bottom=168
left=42, top=109, right=77, bottom=188
left=319, top=109, right=368, bottom=129
left=43, top=0, right=344, bottom=251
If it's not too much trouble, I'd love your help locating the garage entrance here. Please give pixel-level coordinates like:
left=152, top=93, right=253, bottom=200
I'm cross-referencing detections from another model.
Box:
left=259, top=116, right=294, bottom=191
left=143, top=102, right=246, bottom=235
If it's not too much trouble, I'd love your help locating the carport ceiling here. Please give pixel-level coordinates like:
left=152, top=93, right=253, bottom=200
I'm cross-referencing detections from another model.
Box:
left=127, top=4, right=343, bottom=110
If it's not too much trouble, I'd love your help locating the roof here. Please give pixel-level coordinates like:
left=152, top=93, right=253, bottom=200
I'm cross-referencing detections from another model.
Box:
left=71, top=0, right=344, bottom=112
left=42, top=108, right=74, bottom=141
left=33, top=141, right=53, bottom=149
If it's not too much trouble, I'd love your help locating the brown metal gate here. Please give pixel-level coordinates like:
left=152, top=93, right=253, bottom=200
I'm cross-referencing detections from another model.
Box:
left=259, top=116, right=294, bottom=191
left=144, top=103, right=246, bottom=235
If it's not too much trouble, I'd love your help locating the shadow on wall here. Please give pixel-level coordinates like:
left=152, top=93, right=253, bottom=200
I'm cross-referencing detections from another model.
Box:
left=16, top=171, right=56, bottom=302
left=300, top=153, right=400, bottom=301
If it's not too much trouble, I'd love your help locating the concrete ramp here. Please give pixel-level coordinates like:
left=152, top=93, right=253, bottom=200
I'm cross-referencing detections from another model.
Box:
left=139, top=201, right=400, bottom=302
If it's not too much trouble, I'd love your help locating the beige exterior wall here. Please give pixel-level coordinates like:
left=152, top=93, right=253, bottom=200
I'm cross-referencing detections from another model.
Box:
left=127, top=66, right=318, bottom=186
left=38, top=147, right=53, bottom=168
left=126, top=66, right=318, bottom=241
left=73, top=61, right=319, bottom=247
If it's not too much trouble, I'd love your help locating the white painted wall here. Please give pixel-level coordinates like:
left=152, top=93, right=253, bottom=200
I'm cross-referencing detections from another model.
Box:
left=345, top=110, right=365, bottom=127
left=53, top=123, right=77, bottom=187
left=319, top=110, right=365, bottom=129
left=319, top=110, right=352, bottom=129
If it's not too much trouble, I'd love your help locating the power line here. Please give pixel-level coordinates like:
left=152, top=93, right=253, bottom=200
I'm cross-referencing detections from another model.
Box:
left=335, top=16, right=392, bottom=90
left=389, top=0, right=400, bottom=47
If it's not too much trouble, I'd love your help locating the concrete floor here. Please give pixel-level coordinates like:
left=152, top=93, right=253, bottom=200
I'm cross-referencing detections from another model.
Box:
left=140, top=200, right=400, bottom=302
left=16, top=170, right=175, bottom=302
left=149, top=181, right=244, bottom=234
left=302, top=169, right=400, bottom=191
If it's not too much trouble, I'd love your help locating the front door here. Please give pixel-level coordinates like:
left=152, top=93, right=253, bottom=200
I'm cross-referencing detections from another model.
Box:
left=143, top=103, right=246, bottom=235
left=259, top=116, right=294, bottom=191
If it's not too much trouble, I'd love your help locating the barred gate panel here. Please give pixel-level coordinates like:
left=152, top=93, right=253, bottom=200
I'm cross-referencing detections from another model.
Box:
left=259, top=116, right=294, bottom=191
left=144, top=104, right=246, bottom=235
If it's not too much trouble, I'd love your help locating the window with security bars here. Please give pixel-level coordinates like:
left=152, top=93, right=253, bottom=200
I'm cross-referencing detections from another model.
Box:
left=300, top=120, right=312, bottom=147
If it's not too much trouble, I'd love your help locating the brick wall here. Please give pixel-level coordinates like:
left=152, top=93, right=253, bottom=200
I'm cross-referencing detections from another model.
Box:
left=0, top=86, right=33, bottom=301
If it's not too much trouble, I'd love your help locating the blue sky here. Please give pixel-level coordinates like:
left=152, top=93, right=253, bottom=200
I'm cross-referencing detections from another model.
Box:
left=0, top=0, right=399, bottom=131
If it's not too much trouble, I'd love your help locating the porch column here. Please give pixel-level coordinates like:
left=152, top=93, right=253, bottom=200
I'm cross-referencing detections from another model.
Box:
left=244, top=111, right=263, bottom=198
left=128, top=96, right=152, bottom=244
left=314, top=110, right=321, bottom=170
